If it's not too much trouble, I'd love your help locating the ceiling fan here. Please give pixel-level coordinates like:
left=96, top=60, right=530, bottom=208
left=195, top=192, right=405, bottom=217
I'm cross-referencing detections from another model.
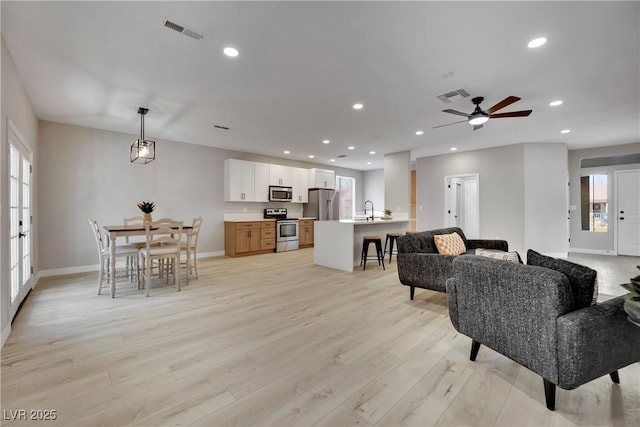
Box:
left=434, top=96, right=532, bottom=130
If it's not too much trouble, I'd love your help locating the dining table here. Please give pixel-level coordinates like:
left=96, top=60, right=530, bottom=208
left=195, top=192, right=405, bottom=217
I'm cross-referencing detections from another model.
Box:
left=103, top=224, right=194, bottom=298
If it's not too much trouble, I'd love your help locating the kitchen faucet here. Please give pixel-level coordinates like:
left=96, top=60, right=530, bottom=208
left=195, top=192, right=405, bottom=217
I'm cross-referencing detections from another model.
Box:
left=364, top=200, right=374, bottom=221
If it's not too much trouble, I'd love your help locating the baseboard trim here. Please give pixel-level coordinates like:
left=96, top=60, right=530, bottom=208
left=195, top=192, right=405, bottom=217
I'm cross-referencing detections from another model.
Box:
left=39, top=264, right=99, bottom=278
left=569, top=248, right=617, bottom=256
left=37, top=251, right=226, bottom=278
left=197, top=250, right=225, bottom=258
left=1, top=323, right=11, bottom=349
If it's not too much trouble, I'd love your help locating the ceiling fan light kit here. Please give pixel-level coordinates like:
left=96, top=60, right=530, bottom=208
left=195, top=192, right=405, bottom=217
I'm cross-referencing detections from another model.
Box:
left=435, top=95, right=532, bottom=131
left=130, top=107, right=156, bottom=164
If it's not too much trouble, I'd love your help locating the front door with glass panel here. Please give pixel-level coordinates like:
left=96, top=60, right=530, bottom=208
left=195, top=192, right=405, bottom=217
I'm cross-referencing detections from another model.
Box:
left=8, top=124, right=33, bottom=319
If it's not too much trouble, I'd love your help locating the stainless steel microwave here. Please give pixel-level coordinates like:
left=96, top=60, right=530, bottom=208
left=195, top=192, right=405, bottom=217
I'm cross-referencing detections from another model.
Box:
left=269, top=186, right=293, bottom=202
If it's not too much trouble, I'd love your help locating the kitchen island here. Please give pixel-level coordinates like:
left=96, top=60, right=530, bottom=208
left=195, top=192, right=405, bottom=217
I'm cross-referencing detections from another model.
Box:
left=314, top=218, right=411, bottom=272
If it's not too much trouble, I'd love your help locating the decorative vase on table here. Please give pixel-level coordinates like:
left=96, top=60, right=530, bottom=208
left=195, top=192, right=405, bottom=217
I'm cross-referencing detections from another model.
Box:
left=137, top=201, right=155, bottom=224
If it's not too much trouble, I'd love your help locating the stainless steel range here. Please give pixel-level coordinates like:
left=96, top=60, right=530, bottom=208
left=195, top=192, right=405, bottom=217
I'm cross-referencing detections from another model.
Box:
left=264, top=208, right=299, bottom=252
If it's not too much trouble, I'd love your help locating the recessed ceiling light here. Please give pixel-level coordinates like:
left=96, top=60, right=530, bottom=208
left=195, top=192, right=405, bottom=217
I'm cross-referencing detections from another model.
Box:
left=348, top=146, right=355, bottom=150
left=308, top=155, right=315, bottom=158
left=223, top=47, right=239, bottom=57
left=367, top=162, right=372, bottom=165
left=352, top=103, right=364, bottom=110
left=450, top=147, right=458, bottom=151
left=528, top=37, right=547, bottom=48
left=561, top=129, right=571, bottom=134
left=283, top=150, right=290, bottom=154
left=415, top=130, right=424, bottom=135
left=549, top=100, right=563, bottom=107
left=322, top=139, right=330, bottom=144
left=330, top=159, right=335, bottom=162
left=369, top=151, right=376, bottom=155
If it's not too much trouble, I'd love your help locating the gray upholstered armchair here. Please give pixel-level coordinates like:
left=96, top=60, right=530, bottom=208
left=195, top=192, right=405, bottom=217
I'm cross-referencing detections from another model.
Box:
left=446, top=254, right=640, bottom=410
left=396, top=227, right=508, bottom=299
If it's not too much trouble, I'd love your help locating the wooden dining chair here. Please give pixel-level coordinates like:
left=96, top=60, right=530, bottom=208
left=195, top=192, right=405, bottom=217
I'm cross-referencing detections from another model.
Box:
left=180, top=216, right=203, bottom=279
left=88, top=218, right=139, bottom=295
left=139, top=218, right=183, bottom=297
left=124, top=215, right=145, bottom=245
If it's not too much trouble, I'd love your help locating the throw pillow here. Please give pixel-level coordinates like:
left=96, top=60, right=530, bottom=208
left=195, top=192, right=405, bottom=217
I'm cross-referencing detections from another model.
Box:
left=476, top=248, right=522, bottom=263
left=434, top=232, right=466, bottom=255
left=527, top=249, right=597, bottom=310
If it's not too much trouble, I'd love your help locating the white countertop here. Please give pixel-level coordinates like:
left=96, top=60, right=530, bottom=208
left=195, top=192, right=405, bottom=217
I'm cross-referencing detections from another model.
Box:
left=337, top=218, right=411, bottom=225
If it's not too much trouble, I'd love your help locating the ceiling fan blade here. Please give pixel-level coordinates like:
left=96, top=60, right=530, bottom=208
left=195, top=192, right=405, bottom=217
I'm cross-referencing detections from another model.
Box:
left=473, top=124, right=483, bottom=131
left=432, top=119, right=467, bottom=129
left=487, top=96, right=521, bottom=114
left=442, top=109, right=471, bottom=118
left=490, top=110, right=533, bottom=118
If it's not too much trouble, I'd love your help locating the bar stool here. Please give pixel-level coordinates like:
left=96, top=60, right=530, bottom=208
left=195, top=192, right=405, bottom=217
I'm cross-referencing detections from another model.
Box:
left=384, top=232, right=401, bottom=263
left=361, top=236, right=385, bottom=270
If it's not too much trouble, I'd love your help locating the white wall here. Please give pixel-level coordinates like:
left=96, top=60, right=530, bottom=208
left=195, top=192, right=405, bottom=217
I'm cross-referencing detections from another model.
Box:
left=523, top=143, right=569, bottom=257
left=362, top=168, right=384, bottom=215
left=568, top=143, right=640, bottom=253
left=417, top=143, right=571, bottom=257
left=1, top=36, right=39, bottom=346
left=37, top=121, right=364, bottom=273
left=384, top=151, right=410, bottom=219
left=417, top=144, right=526, bottom=253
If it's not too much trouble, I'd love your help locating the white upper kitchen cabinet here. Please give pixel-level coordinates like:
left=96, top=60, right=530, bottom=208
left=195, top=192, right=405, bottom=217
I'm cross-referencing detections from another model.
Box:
left=269, top=164, right=293, bottom=187
left=308, top=168, right=335, bottom=190
left=291, top=167, right=309, bottom=203
left=225, top=159, right=269, bottom=202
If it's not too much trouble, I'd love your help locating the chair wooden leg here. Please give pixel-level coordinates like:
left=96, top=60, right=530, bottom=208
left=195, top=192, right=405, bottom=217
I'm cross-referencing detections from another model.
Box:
left=543, top=379, right=556, bottom=411
left=410, top=286, right=415, bottom=300
left=610, top=370, right=620, bottom=384
left=470, top=340, right=481, bottom=361
left=193, top=252, right=198, bottom=279
left=98, top=258, right=104, bottom=295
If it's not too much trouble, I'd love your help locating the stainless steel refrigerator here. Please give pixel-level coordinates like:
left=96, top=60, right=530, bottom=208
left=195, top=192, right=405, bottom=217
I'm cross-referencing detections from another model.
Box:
left=304, top=189, right=340, bottom=220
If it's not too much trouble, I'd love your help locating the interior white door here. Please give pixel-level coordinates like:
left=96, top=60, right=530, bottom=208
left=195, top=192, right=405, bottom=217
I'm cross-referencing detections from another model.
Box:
left=463, top=180, right=479, bottom=238
left=616, top=170, right=640, bottom=256
left=8, top=124, right=34, bottom=319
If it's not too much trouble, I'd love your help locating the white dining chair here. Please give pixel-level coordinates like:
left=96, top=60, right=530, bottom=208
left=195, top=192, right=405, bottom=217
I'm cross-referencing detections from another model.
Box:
left=88, top=218, right=139, bottom=295
left=180, top=216, right=203, bottom=279
left=139, top=218, right=183, bottom=297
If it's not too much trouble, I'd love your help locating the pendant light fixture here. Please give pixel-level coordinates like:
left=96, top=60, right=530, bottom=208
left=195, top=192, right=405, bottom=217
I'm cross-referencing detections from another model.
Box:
left=130, top=107, right=155, bottom=164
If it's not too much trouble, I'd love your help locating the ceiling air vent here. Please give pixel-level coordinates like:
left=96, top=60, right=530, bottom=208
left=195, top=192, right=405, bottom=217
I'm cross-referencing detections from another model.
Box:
left=212, top=125, right=230, bottom=131
left=164, top=20, right=204, bottom=40
left=436, top=88, right=471, bottom=104
left=337, top=154, right=347, bottom=158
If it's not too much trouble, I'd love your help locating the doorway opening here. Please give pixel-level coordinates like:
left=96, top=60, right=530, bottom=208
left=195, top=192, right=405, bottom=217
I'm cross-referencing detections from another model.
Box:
left=444, top=173, right=479, bottom=238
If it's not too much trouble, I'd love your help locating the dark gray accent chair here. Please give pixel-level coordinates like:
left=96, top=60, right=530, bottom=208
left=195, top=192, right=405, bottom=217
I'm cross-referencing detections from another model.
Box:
left=396, top=227, right=508, bottom=299
left=446, top=254, right=640, bottom=411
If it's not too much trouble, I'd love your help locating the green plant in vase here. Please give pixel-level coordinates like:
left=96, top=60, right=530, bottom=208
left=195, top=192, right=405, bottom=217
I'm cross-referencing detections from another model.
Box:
left=621, top=266, right=640, bottom=327
left=383, top=209, right=392, bottom=219
left=137, top=201, right=155, bottom=222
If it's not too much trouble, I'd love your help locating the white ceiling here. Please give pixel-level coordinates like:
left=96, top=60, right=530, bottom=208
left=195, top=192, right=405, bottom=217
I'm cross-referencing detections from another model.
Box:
left=3, top=1, right=639, bottom=171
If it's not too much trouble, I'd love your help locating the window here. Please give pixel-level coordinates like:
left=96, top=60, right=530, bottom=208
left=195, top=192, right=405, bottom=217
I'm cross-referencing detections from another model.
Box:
left=580, top=174, right=608, bottom=232
left=335, top=176, right=355, bottom=220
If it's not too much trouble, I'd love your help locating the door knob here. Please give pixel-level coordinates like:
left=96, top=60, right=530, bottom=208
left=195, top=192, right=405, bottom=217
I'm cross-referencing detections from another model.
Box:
left=18, top=232, right=27, bottom=238
left=620, top=210, right=624, bottom=214
left=620, top=217, right=625, bottom=220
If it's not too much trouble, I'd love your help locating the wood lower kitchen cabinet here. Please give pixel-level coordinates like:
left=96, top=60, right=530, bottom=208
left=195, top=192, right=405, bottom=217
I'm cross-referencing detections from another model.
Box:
left=225, top=221, right=276, bottom=257
left=261, top=221, right=276, bottom=250
left=299, top=219, right=315, bottom=248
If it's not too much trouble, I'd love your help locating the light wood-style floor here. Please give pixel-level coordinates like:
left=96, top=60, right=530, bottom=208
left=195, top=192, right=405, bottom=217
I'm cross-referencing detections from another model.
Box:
left=2, top=249, right=639, bottom=427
